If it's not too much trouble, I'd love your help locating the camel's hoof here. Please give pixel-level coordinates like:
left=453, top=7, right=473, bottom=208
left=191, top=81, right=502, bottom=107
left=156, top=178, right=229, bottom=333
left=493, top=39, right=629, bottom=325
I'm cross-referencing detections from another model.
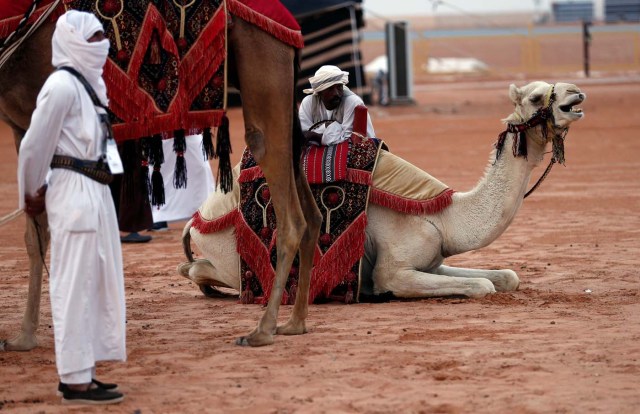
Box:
left=176, top=261, right=191, bottom=277
left=198, top=284, right=233, bottom=298
left=235, top=332, right=274, bottom=347
left=495, top=270, right=520, bottom=292
left=276, top=321, right=307, bottom=336
left=235, top=337, right=250, bottom=346
left=2, top=334, right=38, bottom=352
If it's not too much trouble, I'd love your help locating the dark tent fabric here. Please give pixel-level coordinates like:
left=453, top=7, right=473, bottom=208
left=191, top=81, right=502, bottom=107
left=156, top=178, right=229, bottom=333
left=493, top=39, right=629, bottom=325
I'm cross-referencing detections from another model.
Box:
left=281, top=0, right=369, bottom=102
left=281, top=0, right=363, bottom=18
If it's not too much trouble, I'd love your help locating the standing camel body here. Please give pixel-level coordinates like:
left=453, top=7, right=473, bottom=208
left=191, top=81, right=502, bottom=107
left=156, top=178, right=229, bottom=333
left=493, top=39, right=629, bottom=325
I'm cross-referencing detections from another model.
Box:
left=179, top=81, right=586, bottom=300
left=0, top=15, right=321, bottom=350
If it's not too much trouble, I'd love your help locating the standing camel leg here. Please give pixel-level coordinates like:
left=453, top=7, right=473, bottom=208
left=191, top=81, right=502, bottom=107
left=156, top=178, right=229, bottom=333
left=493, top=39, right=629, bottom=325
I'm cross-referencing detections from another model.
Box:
left=277, top=172, right=322, bottom=335
left=0, top=21, right=54, bottom=352
left=2, top=213, right=49, bottom=351
left=229, top=19, right=319, bottom=346
left=1, top=129, right=49, bottom=351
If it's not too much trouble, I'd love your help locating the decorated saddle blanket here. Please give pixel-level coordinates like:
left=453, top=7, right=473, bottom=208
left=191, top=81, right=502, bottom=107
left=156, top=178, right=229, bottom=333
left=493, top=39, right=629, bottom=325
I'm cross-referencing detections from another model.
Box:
left=2, top=0, right=303, bottom=142
left=235, top=137, right=382, bottom=304
left=191, top=138, right=455, bottom=304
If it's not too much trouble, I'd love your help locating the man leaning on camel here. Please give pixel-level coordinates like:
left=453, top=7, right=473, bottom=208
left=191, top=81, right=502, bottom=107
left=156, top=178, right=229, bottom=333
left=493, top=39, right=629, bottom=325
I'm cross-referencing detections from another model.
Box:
left=299, top=65, right=376, bottom=146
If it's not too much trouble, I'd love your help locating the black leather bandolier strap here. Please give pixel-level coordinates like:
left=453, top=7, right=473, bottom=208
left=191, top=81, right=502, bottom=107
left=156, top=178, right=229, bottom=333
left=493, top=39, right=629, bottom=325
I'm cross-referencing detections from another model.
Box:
left=50, top=154, right=113, bottom=185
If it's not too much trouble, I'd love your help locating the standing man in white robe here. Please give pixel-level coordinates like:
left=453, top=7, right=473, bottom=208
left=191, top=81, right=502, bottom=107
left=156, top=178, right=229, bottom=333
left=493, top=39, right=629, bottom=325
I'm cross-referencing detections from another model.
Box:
left=299, top=65, right=375, bottom=146
left=18, top=10, right=126, bottom=405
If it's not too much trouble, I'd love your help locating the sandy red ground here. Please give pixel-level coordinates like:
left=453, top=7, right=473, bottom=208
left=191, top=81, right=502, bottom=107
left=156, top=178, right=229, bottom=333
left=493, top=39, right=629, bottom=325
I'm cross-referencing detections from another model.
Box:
left=1, top=75, right=639, bottom=413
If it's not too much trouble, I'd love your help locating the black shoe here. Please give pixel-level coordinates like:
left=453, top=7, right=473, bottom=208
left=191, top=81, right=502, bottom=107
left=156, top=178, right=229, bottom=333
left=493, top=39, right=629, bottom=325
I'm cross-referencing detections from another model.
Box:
left=120, top=232, right=152, bottom=243
left=57, top=379, right=119, bottom=396
left=91, top=378, right=118, bottom=392
left=61, top=386, right=124, bottom=405
left=150, top=221, right=169, bottom=232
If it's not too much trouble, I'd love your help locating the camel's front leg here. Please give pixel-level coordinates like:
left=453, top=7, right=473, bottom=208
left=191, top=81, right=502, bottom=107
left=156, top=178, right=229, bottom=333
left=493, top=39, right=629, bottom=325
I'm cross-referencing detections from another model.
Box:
left=229, top=18, right=312, bottom=346
left=236, top=153, right=305, bottom=346
left=434, top=265, right=520, bottom=292
left=374, top=266, right=497, bottom=299
left=2, top=213, right=48, bottom=351
left=277, top=172, right=322, bottom=336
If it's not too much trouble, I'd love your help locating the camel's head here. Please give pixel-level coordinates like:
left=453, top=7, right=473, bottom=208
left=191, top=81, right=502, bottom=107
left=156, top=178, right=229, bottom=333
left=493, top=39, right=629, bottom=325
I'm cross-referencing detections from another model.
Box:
left=506, top=81, right=586, bottom=130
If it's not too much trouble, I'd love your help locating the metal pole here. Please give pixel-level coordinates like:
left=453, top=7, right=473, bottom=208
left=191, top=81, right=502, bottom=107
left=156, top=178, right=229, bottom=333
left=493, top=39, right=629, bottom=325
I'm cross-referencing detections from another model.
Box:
left=582, top=20, right=592, bottom=78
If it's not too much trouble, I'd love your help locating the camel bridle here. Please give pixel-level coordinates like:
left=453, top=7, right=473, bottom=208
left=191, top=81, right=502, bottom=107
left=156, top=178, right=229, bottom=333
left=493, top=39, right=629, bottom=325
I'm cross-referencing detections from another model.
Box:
left=494, top=84, right=570, bottom=199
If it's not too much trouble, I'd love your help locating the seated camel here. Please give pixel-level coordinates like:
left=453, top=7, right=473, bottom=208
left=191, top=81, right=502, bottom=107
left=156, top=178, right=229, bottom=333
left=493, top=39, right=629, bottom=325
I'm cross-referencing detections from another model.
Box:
left=178, top=81, right=586, bottom=301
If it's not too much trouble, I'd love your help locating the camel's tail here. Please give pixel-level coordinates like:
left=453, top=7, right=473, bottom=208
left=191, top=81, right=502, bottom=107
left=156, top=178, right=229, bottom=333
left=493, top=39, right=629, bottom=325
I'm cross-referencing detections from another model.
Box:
left=182, top=218, right=195, bottom=263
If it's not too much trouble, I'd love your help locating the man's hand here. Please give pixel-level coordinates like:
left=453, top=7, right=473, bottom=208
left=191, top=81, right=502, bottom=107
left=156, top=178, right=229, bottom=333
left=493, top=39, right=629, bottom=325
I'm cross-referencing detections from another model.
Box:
left=303, top=130, right=322, bottom=145
left=24, top=185, right=47, bottom=217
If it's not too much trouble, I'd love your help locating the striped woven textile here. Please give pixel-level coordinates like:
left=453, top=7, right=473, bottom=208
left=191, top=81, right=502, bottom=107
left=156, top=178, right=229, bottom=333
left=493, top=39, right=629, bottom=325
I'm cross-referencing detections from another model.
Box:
left=301, top=141, right=349, bottom=184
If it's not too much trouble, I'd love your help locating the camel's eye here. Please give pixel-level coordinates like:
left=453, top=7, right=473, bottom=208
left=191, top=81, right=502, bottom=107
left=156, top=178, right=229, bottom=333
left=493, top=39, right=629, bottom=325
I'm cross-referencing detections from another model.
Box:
left=529, top=94, right=543, bottom=104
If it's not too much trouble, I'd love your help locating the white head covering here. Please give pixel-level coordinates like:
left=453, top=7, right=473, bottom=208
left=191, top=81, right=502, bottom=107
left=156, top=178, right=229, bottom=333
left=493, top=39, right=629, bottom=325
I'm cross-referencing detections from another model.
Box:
left=303, top=65, right=349, bottom=95
left=52, top=10, right=110, bottom=105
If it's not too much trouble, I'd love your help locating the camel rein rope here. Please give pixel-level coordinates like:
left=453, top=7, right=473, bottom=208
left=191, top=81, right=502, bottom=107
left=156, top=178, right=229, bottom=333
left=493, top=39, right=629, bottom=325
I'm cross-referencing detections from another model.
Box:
left=524, top=158, right=555, bottom=199
left=0, top=208, right=24, bottom=226
left=0, top=0, right=61, bottom=71
left=0, top=211, right=49, bottom=278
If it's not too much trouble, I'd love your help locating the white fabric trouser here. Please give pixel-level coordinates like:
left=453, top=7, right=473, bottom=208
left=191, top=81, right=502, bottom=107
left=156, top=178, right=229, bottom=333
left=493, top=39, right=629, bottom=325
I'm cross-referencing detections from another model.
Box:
left=60, top=367, right=95, bottom=385
left=47, top=171, right=126, bottom=383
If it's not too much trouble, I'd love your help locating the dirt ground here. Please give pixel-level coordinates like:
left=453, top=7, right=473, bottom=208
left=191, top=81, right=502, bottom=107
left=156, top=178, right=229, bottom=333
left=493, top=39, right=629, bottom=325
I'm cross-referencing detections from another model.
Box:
left=1, top=74, right=640, bottom=413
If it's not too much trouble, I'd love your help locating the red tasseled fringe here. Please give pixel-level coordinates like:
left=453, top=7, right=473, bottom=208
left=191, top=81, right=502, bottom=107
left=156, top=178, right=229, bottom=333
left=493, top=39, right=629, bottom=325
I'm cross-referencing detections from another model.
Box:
left=346, top=168, right=373, bottom=186
left=190, top=209, right=239, bottom=234
left=187, top=111, right=225, bottom=132
left=104, top=55, right=161, bottom=140
left=369, top=188, right=455, bottom=215
left=181, top=10, right=226, bottom=102
left=235, top=217, right=276, bottom=299
left=228, top=0, right=304, bottom=49
left=308, top=213, right=368, bottom=302
left=238, top=166, right=265, bottom=183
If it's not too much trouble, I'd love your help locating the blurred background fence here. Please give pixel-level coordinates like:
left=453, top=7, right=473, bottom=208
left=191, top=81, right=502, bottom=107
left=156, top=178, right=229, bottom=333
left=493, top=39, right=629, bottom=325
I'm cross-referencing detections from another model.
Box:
left=360, top=22, right=640, bottom=83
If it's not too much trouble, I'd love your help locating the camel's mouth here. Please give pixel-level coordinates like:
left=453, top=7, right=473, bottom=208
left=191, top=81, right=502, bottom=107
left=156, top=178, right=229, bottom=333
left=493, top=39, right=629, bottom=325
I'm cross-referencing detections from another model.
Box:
left=558, top=94, right=585, bottom=119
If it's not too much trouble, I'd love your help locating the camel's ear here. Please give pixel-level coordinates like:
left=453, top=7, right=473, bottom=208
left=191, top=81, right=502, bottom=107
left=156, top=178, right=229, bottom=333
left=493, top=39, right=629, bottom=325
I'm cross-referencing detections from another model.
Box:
left=508, top=84, right=521, bottom=104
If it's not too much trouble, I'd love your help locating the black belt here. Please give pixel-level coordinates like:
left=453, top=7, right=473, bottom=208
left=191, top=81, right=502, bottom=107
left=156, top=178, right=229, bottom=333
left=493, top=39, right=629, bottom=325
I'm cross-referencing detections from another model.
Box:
left=50, top=155, right=113, bottom=185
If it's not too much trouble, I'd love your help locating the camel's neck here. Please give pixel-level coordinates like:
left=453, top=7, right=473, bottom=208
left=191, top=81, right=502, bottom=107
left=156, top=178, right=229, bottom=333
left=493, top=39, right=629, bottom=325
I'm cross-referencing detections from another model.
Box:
left=442, top=130, right=547, bottom=256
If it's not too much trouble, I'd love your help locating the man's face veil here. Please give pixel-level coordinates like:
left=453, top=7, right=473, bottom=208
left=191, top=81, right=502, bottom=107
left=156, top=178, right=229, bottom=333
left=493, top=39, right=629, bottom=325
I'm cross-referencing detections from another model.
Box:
left=52, top=10, right=110, bottom=105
